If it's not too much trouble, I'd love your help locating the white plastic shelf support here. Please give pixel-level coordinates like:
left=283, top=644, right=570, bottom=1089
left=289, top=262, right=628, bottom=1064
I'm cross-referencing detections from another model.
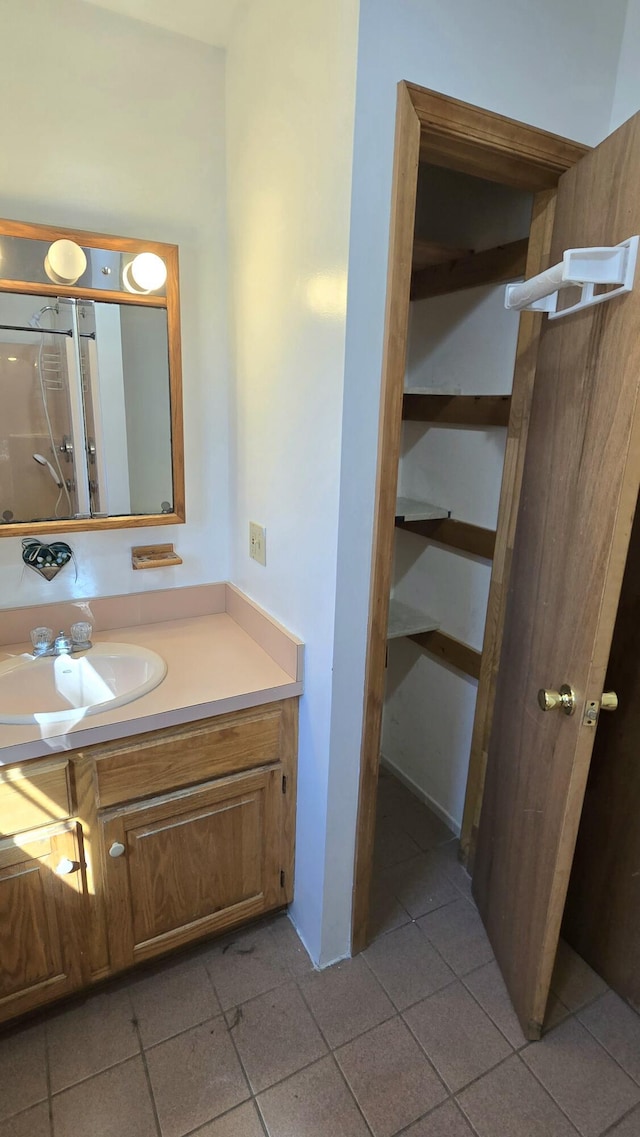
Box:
left=505, top=236, right=639, bottom=320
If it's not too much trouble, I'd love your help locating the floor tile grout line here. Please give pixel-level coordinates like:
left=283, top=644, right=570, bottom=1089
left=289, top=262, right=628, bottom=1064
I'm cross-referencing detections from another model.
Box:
left=400, top=1012, right=515, bottom=1102
left=600, top=1099, right=640, bottom=1135
left=128, top=989, right=163, bottom=1137
left=576, top=1007, right=640, bottom=1089
left=45, top=1049, right=140, bottom=1099
left=513, top=1047, right=590, bottom=1136
left=43, top=1020, right=55, bottom=1137
left=327, top=1049, right=377, bottom=1136
left=296, top=966, right=400, bottom=1054
left=293, top=975, right=380, bottom=1132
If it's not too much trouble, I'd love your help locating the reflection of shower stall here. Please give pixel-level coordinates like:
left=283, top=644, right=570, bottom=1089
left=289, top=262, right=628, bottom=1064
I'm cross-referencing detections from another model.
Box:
left=0, top=298, right=108, bottom=523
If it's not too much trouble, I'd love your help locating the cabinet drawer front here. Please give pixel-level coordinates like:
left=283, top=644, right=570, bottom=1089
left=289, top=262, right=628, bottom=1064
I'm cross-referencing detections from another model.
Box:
left=102, top=767, right=284, bottom=968
left=0, top=760, right=72, bottom=836
left=94, top=706, right=282, bottom=807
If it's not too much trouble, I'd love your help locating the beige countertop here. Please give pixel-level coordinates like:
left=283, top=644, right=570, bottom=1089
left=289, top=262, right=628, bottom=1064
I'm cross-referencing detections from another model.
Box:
left=0, top=609, right=303, bottom=766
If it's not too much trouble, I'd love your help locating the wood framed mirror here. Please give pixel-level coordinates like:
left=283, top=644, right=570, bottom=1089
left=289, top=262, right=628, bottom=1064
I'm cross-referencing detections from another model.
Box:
left=0, top=218, right=184, bottom=536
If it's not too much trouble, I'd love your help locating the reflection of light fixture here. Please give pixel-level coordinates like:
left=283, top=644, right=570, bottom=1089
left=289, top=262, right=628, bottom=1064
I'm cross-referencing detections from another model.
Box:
left=122, top=252, right=167, bottom=294
left=44, top=239, right=87, bottom=286
left=7, top=356, right=17, bottom=361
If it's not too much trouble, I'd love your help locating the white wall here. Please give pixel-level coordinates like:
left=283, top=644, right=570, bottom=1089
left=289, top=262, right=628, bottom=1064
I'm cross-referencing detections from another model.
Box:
left=329, top=0, right=628, bottom=957
left=611, top=0, right=640, bottom=129
left=0, top=0, right=230, bottom=607
left=225, top=0, right=359, bottom=964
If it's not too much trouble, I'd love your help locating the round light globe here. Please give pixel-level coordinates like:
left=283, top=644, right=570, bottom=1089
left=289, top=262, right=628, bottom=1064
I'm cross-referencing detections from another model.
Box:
left=126, top=252, right=167, bottom=293
left=44, top=239, right=87, bottom=286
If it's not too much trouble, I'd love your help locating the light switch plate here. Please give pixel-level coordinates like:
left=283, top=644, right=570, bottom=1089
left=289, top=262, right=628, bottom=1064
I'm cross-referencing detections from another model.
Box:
left=249, top=521, right=266, bottom=566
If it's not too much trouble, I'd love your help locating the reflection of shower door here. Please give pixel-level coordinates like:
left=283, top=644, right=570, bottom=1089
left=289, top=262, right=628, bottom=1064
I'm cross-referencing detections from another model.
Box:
left=0, top=299, right=86, bottom=524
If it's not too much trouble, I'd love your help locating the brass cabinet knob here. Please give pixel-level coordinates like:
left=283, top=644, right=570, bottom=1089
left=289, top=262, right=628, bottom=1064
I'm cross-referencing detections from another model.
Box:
left=537, top=684, right=576, bottom=715
left=109, top=841, right=126, bottom=858
left=600, top=691, right=619, bottom=711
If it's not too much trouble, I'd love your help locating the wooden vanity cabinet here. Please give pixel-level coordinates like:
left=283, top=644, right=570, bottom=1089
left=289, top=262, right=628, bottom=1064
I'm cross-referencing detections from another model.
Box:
left=101, top=766, right=285, bottom=970
left=0, top=698, right=297, bottom=1026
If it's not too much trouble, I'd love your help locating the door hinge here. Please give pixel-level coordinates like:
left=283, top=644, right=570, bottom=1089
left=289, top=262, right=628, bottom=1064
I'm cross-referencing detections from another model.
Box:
left=280, top=869, right=286, bottom=888
left=282, top=774, right=287, bottom=794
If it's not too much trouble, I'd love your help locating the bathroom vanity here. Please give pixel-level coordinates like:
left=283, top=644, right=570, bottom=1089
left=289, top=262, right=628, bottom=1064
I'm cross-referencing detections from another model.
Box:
left=0, top=584, right=302, bottom=1026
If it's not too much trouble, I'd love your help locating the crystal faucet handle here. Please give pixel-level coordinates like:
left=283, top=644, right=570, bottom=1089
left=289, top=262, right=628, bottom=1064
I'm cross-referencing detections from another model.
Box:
left=71, top=621, right=92, bottom=645
left=30, top=626, right=54, bottom=653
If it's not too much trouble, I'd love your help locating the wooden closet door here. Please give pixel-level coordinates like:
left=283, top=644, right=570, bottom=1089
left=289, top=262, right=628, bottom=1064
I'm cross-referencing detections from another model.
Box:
left=473, top=110, right=640, bottom=1039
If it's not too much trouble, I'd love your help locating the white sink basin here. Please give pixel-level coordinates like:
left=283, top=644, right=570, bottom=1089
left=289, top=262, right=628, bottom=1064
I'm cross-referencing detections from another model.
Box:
left=0, top=642, right=167, bottom=725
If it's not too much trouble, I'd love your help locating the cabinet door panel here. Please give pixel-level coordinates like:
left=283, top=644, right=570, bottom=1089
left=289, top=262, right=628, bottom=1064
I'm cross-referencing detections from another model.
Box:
left=0, top=823, right=86, bottom=1020
left=102, top=767, right=284, bottom=969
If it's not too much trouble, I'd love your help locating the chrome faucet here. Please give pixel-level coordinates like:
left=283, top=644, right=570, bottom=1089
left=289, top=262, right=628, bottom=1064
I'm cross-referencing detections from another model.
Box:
left=30, top=623, right=93, bottom=656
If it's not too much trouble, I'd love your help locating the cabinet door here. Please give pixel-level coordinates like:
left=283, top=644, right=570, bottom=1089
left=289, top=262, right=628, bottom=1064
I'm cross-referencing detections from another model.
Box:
left=0, top=822, right=86, bottom=1022
left=101, top=766, right=285, bottom=970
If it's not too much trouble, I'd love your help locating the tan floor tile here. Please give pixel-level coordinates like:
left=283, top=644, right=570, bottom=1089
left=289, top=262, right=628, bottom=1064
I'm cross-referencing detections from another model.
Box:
left=146, top=1016, right=249, bottom=1137
left=374, top=818, right=421, bottom=868
left=336, top=1016, right=446, bottom=1137
left=257, top=1056, right=369, bottom=1137
left=0, top=1023, right=47, bottom=1122
left=383, top=854, right=459, bottom=919
left=227, top=982, right=326, bottom=1093
left=417, top=898, right=494, bottom=976
left=369, top=879, right=412, bottom=939
left=429, top=841, right=473, bottom=901
left=404, top=981, right=511, bottom=1092
left=47, top=988, right=139, bottom=1093
left=364, top=922, right=454, bottom=1010
left=402, top=1100, right=476, bottom=1136
left=193, top=1101, right=265, bottom=1136
left=550, top=940, right=608, bottom=1012
left=396, top=802, right=454, bottom=851
left=267, top=914, right=315, bottom=978
left=457, top=1053, right=577, bottom=1136
left=205, top=923, right=291, bottom=1010
left=0, top=1102, right=51, bottom=1137
left=130, top=954, right=220, bottom=1048
left=299, top=955, right=394, bottom=1048
left=463, top=960, right=528, bottom=1048
left=578, top=991, right=640, bottom=1084
left=522, top=1017, right=640, bottom=1137
left=52, top=1056, right=157, bottom=1137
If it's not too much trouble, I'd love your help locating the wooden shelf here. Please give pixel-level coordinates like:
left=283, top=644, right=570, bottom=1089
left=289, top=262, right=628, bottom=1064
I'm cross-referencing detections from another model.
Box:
left=396, top=517, right=496, bottom=560
left=403, top=393, right=511, bottom=427
left=408, top=628, right=482, bottom=679
left=412, top=238, right=472, bottom=272
left=387, top=599, right=439, bottom=640
left=395, top=496, right=450, bottom=523
left=411, top=238, right=528, bottom=301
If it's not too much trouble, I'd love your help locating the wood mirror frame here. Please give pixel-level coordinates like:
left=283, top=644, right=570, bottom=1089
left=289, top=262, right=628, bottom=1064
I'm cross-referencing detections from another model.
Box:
left=0, top=217, right=184, bottom=537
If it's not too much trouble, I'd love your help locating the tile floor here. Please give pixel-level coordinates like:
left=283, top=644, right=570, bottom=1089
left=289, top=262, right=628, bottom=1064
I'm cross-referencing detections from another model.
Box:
left=1, top=768, right=639, bottom=1137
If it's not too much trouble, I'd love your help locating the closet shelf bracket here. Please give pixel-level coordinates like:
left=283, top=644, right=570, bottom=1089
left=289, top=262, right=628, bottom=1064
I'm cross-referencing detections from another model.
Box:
left=505, top=236, right=639, bottom=319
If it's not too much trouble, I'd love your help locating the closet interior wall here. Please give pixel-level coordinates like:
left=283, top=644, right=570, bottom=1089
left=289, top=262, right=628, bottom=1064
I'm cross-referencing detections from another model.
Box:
left=382, top=165, right=532, bottom=832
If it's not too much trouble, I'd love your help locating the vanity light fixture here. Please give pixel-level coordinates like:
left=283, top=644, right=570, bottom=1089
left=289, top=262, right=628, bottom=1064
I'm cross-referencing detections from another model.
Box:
left=44, top=239, right=87, bottom=286
left=122, top=252, right=167, bottom=294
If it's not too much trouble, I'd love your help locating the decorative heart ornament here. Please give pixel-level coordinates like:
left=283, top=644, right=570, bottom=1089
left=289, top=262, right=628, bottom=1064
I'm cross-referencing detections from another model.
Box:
left=22, top=539, right=73, bottom=582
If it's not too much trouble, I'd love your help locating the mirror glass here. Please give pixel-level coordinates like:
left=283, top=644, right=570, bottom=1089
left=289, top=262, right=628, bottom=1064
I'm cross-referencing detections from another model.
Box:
left=0, top=220, right=183, bottom=536
left=0, top=292, right=173, bottom=525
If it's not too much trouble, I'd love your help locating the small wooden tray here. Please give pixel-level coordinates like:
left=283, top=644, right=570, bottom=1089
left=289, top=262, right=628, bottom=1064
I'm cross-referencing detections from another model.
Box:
left=131, top=543, right=183, bottom=570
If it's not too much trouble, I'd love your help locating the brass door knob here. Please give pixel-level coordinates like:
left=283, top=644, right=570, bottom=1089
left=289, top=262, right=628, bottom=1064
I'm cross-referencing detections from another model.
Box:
left=600, top=691, right=618, bottom=711
left=538, top=684, right=576, bottom=715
